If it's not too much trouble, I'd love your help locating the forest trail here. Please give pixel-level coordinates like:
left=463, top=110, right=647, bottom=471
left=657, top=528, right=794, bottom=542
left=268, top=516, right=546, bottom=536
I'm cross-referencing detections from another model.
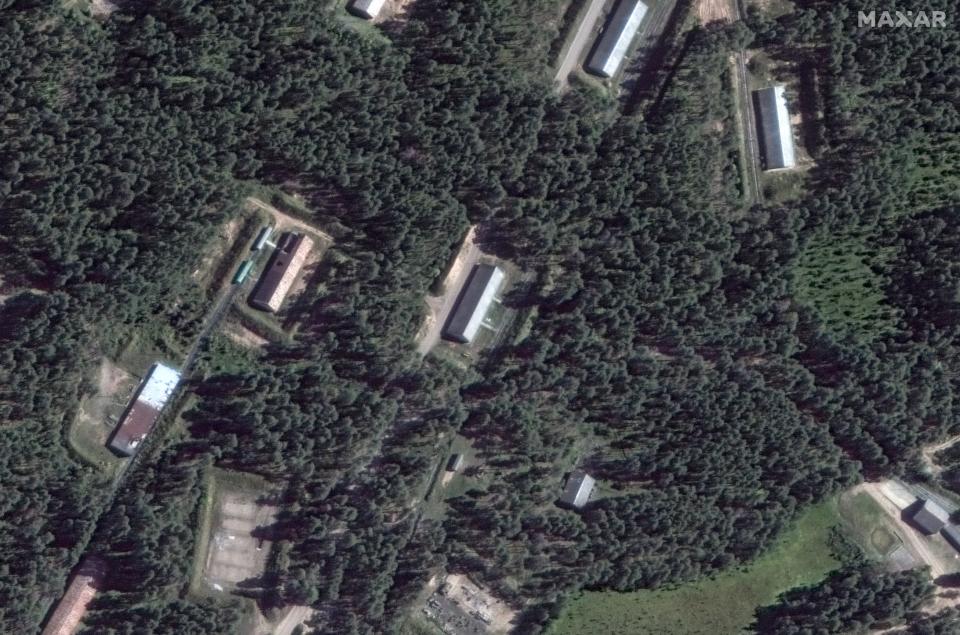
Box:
left=921, top=434, right=960, bottom=476
left=553, top=0, right=607, bottom=89
left=246, top=196, right=334, bottom=244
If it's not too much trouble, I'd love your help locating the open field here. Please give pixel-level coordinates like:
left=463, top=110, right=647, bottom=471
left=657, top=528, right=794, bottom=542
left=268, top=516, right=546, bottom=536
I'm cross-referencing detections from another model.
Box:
left=550, top=501, right=843, bottom=635
left=192, top=470, right=279, bottom=595
left=67, top=358, right=139, bottom=473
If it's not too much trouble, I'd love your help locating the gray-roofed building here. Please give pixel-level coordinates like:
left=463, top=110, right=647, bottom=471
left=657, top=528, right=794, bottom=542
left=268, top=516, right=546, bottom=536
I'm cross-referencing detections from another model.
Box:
left=585, top=0, right=648, bottom=78
left=250, top=232, right=313, bottom=313
left=910, top=499, right=950, bottom=534
left=559, top=471, right=595, bottom=509
left=443, top=264, right=505, bottom=344
left=754, top=85, right=796, bottom=170
left=942, top=524, right=960, bottom=552
left=349, top=0, right=386, bottom=19
left=446, top=454, right=465, bottom=472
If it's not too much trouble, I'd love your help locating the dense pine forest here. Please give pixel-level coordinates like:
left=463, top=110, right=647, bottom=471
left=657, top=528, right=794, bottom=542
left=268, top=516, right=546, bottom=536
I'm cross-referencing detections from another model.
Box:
left=1, top=0, right=959, bottom=633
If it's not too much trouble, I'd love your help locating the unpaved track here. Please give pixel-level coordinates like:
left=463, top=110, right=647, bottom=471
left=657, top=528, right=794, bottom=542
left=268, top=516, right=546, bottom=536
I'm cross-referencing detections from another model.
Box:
left=246, top=197, right=333, bottom=244
left=922, top=434, right=960, bottom=476
left=860, top=482, right=950, bottom=578
left=416, top=227, right=480, bottom=356
left=554, top=0, right=608, bottom=88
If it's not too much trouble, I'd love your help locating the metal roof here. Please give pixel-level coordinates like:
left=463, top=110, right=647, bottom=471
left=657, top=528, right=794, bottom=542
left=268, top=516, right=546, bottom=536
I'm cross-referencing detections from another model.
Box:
left=942, top=524, right=960, bottom=552
left=443, top=264, right=505, bottom=344
left=350, top=0, right=387, bottom=19
left=138, top=363, right=180, bottom=410
left=560, top=471, right=595, bottom=509
left=911, top=499, right=949, bottom=534
left=250, top=233, right=313, bottom=313
left=754, top=85, right=796, bottom=170
left=585, top=0, right=648, bottom=78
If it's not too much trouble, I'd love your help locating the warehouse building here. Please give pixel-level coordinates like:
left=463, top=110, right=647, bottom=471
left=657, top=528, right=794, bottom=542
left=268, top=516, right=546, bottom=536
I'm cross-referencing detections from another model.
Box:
left=446, top=453, right=465, bottom=473
left=585, top=0, right=648, bottom=78
left=559, top=471, right=596, bottom=509
left=108, top=363, right=180, bottom=456
left=942, top=524, right=960, bottom=552
left=754, top=85, right=796, bottom=170
left=41, top=559, right=104, bottom=635
left=908, top=499, right=950, bottom=535
left=349, top=0, right=386, bottom=19
left=250, top=232, right=314, bottom=313
left=443, top=264, right=505, bottom=344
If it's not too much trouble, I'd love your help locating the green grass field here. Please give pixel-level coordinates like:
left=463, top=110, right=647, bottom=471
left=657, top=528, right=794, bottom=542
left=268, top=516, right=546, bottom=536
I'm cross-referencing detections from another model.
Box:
left=550, top=501, right=843, bottom=635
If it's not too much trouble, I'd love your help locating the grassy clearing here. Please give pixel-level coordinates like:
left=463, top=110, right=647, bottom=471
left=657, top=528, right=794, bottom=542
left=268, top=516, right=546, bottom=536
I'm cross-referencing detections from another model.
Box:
left=550, top=501, right=844, bottom=635
left=836, top=490, right=901, bottom=558
left=793, top=231, right=899, bottom=342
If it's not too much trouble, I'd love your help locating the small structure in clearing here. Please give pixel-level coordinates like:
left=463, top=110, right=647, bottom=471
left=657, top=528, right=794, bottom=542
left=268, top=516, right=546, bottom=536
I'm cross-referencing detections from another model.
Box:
left=108, top=362, right=180, bottom=456
left=250, top=232, right=314, bottom=313
left=443, top=264, right=505, bottom=344
left=446, top=453, right=465, bottom=473
left=908, top=499, right=950, bottom=535
left=753, top=85, right=797, bottom=170
left=585, top=0, right=648, bottom=78
left=348, top=0, right=386, bottom=19
left=41, top=558, right=105, bottom=635
left=559, top=471, right=596, bottom=510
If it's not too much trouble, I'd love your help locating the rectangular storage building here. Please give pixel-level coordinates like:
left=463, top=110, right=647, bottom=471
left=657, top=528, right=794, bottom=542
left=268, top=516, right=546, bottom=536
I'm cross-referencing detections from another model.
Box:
left=108, top=363, right=180, bottom=456
left=443, top=264, right=505, bottom=344
left=585, top=0, right=648, bottom=78
left=349, top=0, right=387, bottom=19
left=942, top=524, right=960, bottom=552
left=250, top=232, right=314, bottom=313
left=754, top=85, right=796, bottom=170
left=41, top=558, right=105, bottom=635
left=559, top=471, right=596, bottom=509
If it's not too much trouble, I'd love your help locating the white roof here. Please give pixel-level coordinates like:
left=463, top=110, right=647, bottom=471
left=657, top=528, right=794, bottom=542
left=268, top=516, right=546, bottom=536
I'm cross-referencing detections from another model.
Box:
left=562, top=472, right=596, bottom=509
left=756, top=85, right=796, bottom=170
left=351, top=0, right=387, bottom=19
left=138, top=363, right=181, bottom=410
left=586, top=0, right=648, bottom=78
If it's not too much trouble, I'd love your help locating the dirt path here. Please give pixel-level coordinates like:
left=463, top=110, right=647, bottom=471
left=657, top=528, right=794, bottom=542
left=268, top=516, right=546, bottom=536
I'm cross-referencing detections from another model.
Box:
left=860, top=482, right=951, bottom=578
left=224, top=323, right=269, bottom=349
left=416, top=227, right=480, bottom=356
left=921, top=434, right=960, bottom=476
left=246, top=197, right=334, bottom=244
left=554, top=0, right=608, bottom=89
left=696, top=0, right=732, bottom=23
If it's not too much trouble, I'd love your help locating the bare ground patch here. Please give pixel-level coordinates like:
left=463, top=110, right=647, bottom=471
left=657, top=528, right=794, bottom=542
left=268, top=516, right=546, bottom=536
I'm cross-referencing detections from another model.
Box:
left=245, top=197, right=333, bottom=244
left=223, top=322, right=269, bottom=349
left=416, top=226, right=479, bottom=357
left=696, top=0, right=733, bottom=24
left=202, top=489, right=278, bottom=592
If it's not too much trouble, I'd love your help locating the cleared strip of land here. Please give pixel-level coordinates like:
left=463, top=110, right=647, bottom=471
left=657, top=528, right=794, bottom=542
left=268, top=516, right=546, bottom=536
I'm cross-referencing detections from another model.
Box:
left=553, top=0, right=608, bottom=89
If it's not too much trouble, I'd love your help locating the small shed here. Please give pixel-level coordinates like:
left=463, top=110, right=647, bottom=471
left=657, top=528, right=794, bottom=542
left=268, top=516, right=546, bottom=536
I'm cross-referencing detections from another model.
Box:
left=910, top=499, right=950, bottom=535
left=349, top=0, right=386, bottom=19
left=559, top=471, right=595, bottom=509
left=446, top=454, right=465, bottom=473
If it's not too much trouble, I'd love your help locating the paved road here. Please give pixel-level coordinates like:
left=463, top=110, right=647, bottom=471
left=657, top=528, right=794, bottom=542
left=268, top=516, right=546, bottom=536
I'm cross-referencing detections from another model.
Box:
left=554, top=0, right=608, bottom=89
left=733, top=0, right=763, bottom=203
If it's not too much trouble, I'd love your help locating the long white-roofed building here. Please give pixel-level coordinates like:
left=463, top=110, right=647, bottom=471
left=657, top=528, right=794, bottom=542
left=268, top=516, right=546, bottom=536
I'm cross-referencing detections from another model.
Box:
left=585, top=0, right=648, bottom=78
left=559, top=471, right=596, bottom=509
left=443, top=264, right=505, bottom=344
left=349, top=0, right=387, bottom=19
left=754, top=85, right=796, bottom=170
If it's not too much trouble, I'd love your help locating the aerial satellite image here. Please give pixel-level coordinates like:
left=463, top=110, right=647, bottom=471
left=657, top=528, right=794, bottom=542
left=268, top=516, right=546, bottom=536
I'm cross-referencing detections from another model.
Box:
left=1, top=0, right=958, bottom=633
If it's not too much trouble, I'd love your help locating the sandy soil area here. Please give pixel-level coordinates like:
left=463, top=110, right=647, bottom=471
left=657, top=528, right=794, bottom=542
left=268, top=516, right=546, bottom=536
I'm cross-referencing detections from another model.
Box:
left=224, top=322, right=269, bottom=349
left=697, top=0, right=733, bottom=23
left=416, top=226, right=478, bottom=356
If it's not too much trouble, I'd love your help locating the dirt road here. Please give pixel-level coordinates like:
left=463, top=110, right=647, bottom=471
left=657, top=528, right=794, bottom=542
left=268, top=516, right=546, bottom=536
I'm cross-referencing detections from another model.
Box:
left=416, top=228, right=480, bottom=356
left=246, top=197, right=333, bottom=244
left=554, top=0, right=608, bottom=89
left=922, top=434, right=960, bottom=476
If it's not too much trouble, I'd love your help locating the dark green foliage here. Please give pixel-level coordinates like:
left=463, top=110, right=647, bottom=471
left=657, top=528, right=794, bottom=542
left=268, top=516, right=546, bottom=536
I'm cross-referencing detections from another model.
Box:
left=752, top=565, right=932, bottom=634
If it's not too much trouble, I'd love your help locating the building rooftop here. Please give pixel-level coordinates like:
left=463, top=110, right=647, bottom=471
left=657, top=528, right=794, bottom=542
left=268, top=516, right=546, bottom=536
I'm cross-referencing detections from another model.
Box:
left=41, top=558, right=105, bottom=635
left=108, top=363, right=180, bottom=456
left=250, top=232, right=314, bottom=313
left=910, top=499, right=950, bottom=534
left=443, top=264, right=505, bottom=344
left=754, top=85, right=796, bottom=170
left=559, top=471, right=595, bottom=509
left=585, top=0, right=648, bottom=78
left=349, top=0, right=387, bottom=19
left=942, top=524, right=960, bottom=552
